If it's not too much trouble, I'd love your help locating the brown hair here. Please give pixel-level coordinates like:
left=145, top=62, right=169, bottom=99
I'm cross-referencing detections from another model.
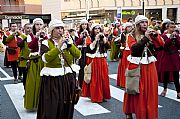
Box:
left=131, top=24, right=141, bottom=42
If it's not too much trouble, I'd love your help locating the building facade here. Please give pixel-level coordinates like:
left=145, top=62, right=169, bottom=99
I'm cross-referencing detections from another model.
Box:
left=42, top=0, right=180, bottom=26
left=0, top=0, right=51, bottom=29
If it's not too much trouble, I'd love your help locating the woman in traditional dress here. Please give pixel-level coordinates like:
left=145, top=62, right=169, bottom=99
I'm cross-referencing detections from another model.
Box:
left=156, top=19, right=174, bottom=83
left=24, top=18, right=47, bottom=111
left=82, top=24, right=111, bottom=103
left=116, top=22, right=133, bottom=87
left=37, top=19, right=81, bottom=119
left=160, top=21, right=180, bottom=99
left=123, top=15, right=164, bottom=119
left=110, top=21, right=121, bottom=61
left=75, top=19, right=91, bottom=88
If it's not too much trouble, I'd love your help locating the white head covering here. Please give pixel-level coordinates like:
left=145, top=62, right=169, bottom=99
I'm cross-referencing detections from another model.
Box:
left=175, top=25, right=180, bottom=31
left=91, top=23, right=101, bottom=29
left=80, top=19, right=88, bottom=24
left=162, top=19, right=171, bottom=24
left=135, top=15, right=148, bottom=24
left=33, top=18, right=44, bottom=25
left=48, top=19, right=64, bottom=33
left=123, top=22, right=133, bottom=29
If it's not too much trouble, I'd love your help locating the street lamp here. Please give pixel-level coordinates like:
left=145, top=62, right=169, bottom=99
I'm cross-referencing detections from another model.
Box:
left=79, top=0, right=81, bottom=9
left=85, top=0, right=89, bottom=19
left=142, top=0, right=145, bottom=15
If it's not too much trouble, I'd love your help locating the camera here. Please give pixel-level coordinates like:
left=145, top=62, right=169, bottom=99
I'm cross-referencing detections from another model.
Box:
left=98, top=34, right=104, bottom=46
left=14, top=31, right=19, bottom=36
left=99, top=34, right=104, bottom=39
left=40, top=32, right=45, bottom=38
left=64, top=39, right=72, bottom=48
left=150, top=31, right=158, bottom=37
left=82, top=30, right=88, bottom=38
left=64, top=40, right=68, bottom=45
left=171, top=34, right=176, bottom=42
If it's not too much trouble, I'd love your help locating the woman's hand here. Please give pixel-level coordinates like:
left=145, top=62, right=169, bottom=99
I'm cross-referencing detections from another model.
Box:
left=36, top=30, right=46, bottom=39
left=58, top=37, right=66, bottom=48
left=13, top=31, right=20, bottom=37
left=145, top=30, right=151, bottom=40
left=170, top=31, right=177, bottom=39
left=36, top=31, right=41, bottom=38
left=102, top=35, right=107, bottom=44
left=95, top=33, right=100, bottom=42
left=79, top=33, right=83, bottom=39
left=80, top=30, right=89, bottom=39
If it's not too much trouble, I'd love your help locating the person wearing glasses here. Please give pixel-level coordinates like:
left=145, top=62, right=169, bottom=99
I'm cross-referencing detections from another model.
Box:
left=75, top=19, right=91, bottom=88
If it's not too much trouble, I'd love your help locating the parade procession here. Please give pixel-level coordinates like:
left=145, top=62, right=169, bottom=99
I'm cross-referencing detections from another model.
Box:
left=0, top=0, right=180, bottom=119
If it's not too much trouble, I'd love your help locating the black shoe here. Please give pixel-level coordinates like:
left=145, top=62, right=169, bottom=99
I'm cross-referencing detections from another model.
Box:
left=126, top=114, right=133, bottom=119
left=160, top=90, right=167, bottom=97
left=18, top=76, right=23, bottom=82
left=14, top=79, right=18, bottom=84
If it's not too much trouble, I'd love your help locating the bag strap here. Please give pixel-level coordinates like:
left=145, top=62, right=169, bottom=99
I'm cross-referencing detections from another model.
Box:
left=59, top=49, right=80, bottom=89
left=145, top=44, right=153, bottom=56
left=59, top=49, right=74, bottom=73
left=136, top=47, right=146, bottom=67
left=140, top=47, right=146, bottom=62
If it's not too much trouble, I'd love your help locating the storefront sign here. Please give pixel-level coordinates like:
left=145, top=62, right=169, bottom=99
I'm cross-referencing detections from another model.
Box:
left=117, top=7, right=122, bottom=19
left=122, top=11, right=136, bottom=15
left=4, top=15, right=23, bottom=19
left=0, top=15, right=29, bottom=19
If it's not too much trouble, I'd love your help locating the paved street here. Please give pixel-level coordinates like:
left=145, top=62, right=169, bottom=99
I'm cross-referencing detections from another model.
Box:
left=0, top=51, right=180, bottom=119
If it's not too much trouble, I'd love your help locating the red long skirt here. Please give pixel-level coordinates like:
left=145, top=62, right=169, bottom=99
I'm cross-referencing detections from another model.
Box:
left=156, top=50, right=174, bottom=82
left=82, top=57, right=111, bottom=102
left=123, top=62, right=158, bottom=119
left=117, top=50, right=131, bottom=87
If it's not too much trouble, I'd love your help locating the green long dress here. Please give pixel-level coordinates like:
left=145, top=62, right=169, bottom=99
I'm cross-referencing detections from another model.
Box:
left=24, top=55, right=43, bottom=110
left=24, top=34, right=44, bottom=110
left=110, top=40, right=119, bottom=61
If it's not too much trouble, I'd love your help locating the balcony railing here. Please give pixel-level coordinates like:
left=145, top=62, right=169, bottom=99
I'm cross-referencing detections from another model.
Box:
left=0, top=5, right=25, bottom=13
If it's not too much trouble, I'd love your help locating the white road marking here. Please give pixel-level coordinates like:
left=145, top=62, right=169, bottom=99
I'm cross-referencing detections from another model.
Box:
left=110, top=85, right=124, bottom=102
left=0, top=67, right=11, bottom=78
left=0, top=77, right=14, bottom=80
left=158, top=86, right=180, bottom=102
left=75, top=97, right=110, bottom=116
left=109, top=74, right=117, bottom=80
left=4, top=83, right=36, bottom=119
